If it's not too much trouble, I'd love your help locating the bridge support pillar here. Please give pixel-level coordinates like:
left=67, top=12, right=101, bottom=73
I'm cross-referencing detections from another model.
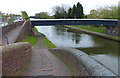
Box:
left=106, top=26, right=116, bottom=35
left=115, top=20, right=120, bottom=36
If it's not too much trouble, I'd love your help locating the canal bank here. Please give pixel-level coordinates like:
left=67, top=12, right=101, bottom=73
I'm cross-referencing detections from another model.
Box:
left=64, top=26, right=120, bottom=42
left=34, top=27, right=56, bottom=48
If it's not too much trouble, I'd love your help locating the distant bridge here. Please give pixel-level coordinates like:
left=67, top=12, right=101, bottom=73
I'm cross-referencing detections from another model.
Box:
left=29, top=16, right=41, bottom=19
left=30, top=19, right=118, bottom=27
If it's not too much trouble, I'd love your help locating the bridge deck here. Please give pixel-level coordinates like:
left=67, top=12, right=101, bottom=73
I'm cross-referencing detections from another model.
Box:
left=31, top=19, right=118, bottom=27
left=31, top=19, right=118, bottom=21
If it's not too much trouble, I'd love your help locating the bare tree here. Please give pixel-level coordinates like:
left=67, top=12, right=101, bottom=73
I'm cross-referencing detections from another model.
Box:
left=52, top=4, right=70, bottom=18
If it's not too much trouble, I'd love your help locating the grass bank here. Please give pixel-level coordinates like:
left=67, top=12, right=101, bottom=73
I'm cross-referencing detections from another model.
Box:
left=70, top=25, right=107, bottom=33
left=21, top=36, right=38, bottom=45
left=34, top=27, right=56, bottom=48
left=65, top=26, right=120, bottom=41
left=43, top=37, right=56, bottom=48
left=34, top=27, right=45, bottom=36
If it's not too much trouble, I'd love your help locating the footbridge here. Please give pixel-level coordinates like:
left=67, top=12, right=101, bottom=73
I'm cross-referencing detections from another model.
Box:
left=31, top=19, right=118, bottom=27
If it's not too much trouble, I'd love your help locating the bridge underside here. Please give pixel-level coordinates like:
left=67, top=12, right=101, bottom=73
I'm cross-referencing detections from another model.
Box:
left=31, top=19, right=118, bottom=27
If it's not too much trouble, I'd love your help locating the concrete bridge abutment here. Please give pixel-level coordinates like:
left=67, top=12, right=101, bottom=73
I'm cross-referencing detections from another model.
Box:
left=115, top=20, right=120, bottom=36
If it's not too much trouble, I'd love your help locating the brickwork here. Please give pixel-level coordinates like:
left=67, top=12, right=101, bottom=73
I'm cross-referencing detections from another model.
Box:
left=2, top=42, right=32, bottom=76
left=1, top=20, right=33, bottom=45
left=23, top=48, right=71, bottom=76
left=2, top=21, right=24, bottom=34
left=16, top=21, right=33, bottom=42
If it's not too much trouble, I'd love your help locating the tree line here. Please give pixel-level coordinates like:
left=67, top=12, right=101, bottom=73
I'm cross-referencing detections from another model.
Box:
left=34, top=2, right=84, bottom=19
left=87, top=5, right=118, bottom=19
left=35, top=4, right=118, bottom=19
left=21, top=11, right=29, bottom=20
left=35, top=12, right=54, bottom=19
left=9, top=2, right=118, bottom=20
left=52, top=2, right=84, bottom=19
left=34, top=4, right=118, bottom=19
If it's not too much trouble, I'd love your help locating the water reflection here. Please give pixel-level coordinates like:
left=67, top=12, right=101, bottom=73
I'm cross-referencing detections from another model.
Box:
left=36, top=26, right=119, bottom=74
left=72, top=33, right=80, bottom=44
left=36, top=26, right=95, bottom=48
left=54, top=26, right=66, bottom=36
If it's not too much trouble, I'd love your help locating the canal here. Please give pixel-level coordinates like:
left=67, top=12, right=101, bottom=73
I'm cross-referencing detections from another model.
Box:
left=36, top=26, right=119, bottom=75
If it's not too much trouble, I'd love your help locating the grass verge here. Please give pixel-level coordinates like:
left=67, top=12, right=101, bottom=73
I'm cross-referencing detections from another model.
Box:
left=34, top=27, right=45, bottom=36
left=21, top=36, right=38, bottom=45
left=43, top=37, right=56, bottom=48
left=68, top=25, right=120, bottom=41
left=70, top=25, right=107, bottom=33
left=34, top=27, right=56, bottom=48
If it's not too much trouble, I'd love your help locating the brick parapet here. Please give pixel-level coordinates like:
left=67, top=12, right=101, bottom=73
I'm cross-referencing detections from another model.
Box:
left=16, top=20, right=33, bottom=42
left=49, top=48, right=116, bottom=76
left=2, top=21, right=25, bottom=34
left=1, top=42, right=32, bottom=76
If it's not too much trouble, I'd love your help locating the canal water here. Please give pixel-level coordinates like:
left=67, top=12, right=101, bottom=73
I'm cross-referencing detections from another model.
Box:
left=36, top=26, right=119, bottom=75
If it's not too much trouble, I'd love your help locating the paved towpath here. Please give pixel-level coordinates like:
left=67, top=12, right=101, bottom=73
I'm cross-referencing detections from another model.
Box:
left=23, top=31, right=72, bottom=76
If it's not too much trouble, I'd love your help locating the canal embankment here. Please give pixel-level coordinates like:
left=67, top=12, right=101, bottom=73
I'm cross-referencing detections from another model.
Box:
left=34, top=27, right=56, bottom=48
left=64, top=26, right=120, bottom=42
left=20, top=27, right=56, bottom=48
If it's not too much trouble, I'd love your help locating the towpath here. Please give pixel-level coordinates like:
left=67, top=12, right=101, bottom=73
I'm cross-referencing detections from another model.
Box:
left=22, top=31, right=72, bottom=76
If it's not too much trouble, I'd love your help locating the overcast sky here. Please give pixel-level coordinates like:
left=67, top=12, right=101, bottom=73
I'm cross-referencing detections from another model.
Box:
left=0, top=0, right=119, bottom=16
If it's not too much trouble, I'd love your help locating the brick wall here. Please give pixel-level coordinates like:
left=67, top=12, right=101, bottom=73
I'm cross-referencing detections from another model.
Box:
left=16, top=21, right=33, bottom=42
left=2, top=21, right=24, bottom=34
left=1, top=20, right=33, bottom=45
left=2, top=42, right=32, bottom=76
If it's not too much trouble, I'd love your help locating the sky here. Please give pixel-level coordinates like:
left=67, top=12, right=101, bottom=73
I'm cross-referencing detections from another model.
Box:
left=0, top=0, right=119, bottom=16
